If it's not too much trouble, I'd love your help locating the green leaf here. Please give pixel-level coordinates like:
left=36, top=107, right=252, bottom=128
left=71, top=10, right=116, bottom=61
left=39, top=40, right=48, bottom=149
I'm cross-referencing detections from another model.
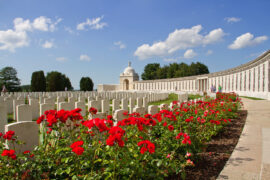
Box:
left=157, top=160, right=162, bottom=167
left=94, top=159, right=102, bottom=164
left=66, top=167, right=71, bottom=174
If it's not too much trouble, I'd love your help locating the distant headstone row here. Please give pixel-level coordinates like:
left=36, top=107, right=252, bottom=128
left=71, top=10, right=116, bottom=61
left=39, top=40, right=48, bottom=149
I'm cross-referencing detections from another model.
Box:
left=0, top=91, right=194, bottom=153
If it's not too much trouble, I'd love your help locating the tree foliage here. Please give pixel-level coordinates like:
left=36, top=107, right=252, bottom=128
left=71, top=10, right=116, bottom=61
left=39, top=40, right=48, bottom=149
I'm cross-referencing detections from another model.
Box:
left=141, top=63, right=160, bottom=80
left=80, top=77, right=94, bottom=91
left=31, top=71, right=46, bottom=92
left=141, top=62, right=209, bottom=80
left=0, top=66, right=21, bottom=92
left=20, top=85, right=31, bottom=92
left=46, top=71, right=73, bottom=91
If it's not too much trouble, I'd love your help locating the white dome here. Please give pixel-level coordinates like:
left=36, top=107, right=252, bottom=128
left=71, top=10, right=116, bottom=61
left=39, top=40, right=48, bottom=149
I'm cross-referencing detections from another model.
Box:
left=122, top=62, right=137, bottom=75
left=124, top=66, right=136, bottom=74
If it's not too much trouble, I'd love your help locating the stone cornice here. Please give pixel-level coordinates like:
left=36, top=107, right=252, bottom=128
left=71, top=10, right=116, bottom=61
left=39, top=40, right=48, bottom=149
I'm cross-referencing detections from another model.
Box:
left=134, top=49, right=270, bottom=83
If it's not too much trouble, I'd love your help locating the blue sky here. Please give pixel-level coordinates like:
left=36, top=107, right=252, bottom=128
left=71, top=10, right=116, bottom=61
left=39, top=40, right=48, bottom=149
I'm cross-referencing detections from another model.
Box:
left=0, top=0, right=269, bottom=89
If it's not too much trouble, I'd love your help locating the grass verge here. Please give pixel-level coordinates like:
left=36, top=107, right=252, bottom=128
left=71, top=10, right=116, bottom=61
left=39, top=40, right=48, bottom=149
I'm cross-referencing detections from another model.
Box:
left=240, top=96, right=265, bottom=100
left=188, top=94, right=202, bottom=100
left=148, top=93, right=178, bottom=106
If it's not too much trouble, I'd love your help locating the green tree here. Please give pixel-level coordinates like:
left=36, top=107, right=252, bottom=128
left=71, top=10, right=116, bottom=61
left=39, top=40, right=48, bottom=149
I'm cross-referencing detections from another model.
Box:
left=175, top=63, right=190, bottom=77
left=46, top=71, right=73, bottom=91
left=20, top=85, right=31, bottom=92
left=190, top=62, right=209, bottom=75
left=156, top=65, right=169, bottom=79
left=31, top=70, right=46, bottom=92
left=167, top=63, right=179, bottom=78
left=80, top=77, right=94, bottom=91
left=0, top=66, right=21, bottom=92
left=142, top=61, right=209, bottom=80
left=141, top=63, right=160, bottom=80
left=62, top=75, right=73, bottom=91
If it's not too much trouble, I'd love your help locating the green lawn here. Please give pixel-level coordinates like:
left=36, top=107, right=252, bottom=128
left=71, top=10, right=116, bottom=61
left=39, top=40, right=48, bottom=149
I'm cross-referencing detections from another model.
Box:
left=240, top=96, right=265, bottom=100
left=8, top=113, right=15, bottom=123
left=148, top=93, right=178, bottom=106
left=188, top=94, right=202, bottom=100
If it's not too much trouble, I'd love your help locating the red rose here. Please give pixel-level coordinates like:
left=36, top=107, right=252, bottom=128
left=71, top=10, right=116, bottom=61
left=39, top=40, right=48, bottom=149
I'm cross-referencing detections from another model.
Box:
left=1, top=149, right=16, bottom=160
left=72, top=146, right=84, bottom=155
left=70, top=141, right=84, bottom=149
left=168, top=125, right=174, bottom=131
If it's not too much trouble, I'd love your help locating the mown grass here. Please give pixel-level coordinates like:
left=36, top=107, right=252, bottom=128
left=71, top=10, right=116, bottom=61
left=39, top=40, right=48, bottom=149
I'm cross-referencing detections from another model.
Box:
left=148, top=93, right=178, bottom=106
left=8, top=113, right=15, bottom=123
left=188, top=94, right=202, bottom=100
left=240, top=96, right=265, bottom=100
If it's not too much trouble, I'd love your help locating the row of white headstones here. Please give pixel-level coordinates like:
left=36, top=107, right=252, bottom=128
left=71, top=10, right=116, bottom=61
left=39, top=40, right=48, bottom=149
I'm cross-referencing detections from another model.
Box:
left=0, top=91, right=192, bottom=153
left=0, top=91, right=210, bottom=154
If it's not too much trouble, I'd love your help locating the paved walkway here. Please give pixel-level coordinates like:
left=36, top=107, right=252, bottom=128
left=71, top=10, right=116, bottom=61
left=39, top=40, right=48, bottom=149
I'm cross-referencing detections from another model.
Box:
left=218, top=98, right=270, bottom=180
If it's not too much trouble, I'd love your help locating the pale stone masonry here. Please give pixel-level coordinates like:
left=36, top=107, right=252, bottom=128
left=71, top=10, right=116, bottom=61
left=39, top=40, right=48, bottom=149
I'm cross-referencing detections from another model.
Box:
left=98, top=50, right=270, bottom=100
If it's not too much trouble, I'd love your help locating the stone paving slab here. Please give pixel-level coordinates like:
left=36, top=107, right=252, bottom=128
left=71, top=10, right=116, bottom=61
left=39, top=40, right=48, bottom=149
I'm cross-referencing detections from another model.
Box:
left=218, top=98, right=270, bottom=180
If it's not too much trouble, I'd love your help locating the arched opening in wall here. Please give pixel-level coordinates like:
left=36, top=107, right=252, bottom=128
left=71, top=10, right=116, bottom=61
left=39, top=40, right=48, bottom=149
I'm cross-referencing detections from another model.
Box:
left=123, top=79, right=129, bottom=90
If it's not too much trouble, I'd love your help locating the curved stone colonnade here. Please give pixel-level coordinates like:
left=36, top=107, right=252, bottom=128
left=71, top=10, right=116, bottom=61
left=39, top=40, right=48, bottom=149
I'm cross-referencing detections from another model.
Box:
left=133, top=50, right=270, bottom=100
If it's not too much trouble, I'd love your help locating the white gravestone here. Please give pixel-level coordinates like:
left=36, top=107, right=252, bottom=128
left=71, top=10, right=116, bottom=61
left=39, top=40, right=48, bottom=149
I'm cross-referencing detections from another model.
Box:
left=17, top=104, right=32, bottom=122
left=0, top=105, right=7, bottom=133
left=148, top=105, right=159, bottom=115
left=5, top=121, right=39, bottom=153
left=75, top=101, right=86, bottom=117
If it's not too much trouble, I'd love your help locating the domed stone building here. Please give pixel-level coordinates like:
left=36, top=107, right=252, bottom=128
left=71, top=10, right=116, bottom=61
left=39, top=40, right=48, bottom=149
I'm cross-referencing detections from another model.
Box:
left=98, top=51, right=270, bottom=100
left=97, top=61, right=139, bottom=91
left=120, top=62, right=139, bottom=90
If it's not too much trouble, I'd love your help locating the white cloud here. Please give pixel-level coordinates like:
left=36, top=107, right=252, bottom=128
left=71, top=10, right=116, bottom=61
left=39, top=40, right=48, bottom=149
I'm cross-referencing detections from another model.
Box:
left=225, top=17, right=241, bottom=23
left=184, top=49, right=197, bottom=59
left=228, top=32, right=268, bottom=50
left=206, top=50, right=213, bottom=55
left=77, top=16, right=107, bottom=30
left=80, top=54, right=91, bottom=61
left=134, top=25, right=225, bottom=60
left=0, top=29, right=29, bottom=52
left=114, top=41, right=126, bottom=49
left=0, top=16, right=61, bottom=52
left=32, top=16, right=62, bottom=32
left=42, top=40, right=54, bottom=49
left=13, top=18, right=32, bottom=32
left=56, top=57, right=67, bottom=62
left=64, top=27, right=74, bottom=34
left=203, top=28, right=224, bottom=45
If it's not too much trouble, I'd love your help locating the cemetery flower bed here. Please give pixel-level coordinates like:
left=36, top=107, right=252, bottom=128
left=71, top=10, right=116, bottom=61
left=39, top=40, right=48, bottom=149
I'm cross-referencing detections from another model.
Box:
left=0, top=93, right=242, bottom=179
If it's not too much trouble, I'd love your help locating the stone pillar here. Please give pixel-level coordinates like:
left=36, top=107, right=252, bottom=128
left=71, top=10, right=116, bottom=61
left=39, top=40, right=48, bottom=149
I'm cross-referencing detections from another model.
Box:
left=222, top=76, right=225, bottom=91
left=250, top=68, right=254, bottom=92
left=237, top=72, right=241, bottom=92
left=264, top=61, right=269, bottom=92
left=255, top=66, right=259, bottom=92
left=260, top=64, right=264, bottom=92
left=246, top=70, right=250, bottom=91
left=232, top=74, right=236, bottom=92
left=241, top=72, right=245, bottom=91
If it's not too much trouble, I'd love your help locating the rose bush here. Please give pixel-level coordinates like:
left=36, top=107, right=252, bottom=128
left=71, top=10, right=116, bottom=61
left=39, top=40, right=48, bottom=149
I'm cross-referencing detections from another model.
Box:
left=0, top=93, right=241, bottom=179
